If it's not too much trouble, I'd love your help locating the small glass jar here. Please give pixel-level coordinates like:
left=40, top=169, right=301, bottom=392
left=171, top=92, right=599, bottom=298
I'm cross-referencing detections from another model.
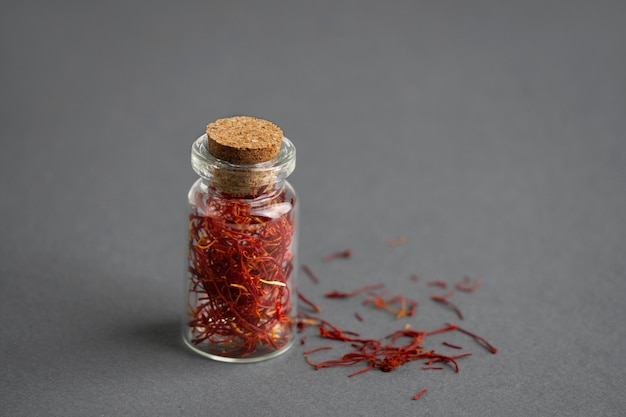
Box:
left=182, top=117, right=298, bottom=362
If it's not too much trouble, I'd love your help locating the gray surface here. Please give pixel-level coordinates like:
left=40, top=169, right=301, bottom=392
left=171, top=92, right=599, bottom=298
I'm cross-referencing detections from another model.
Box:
left=1, top=1, right=625, bottom=416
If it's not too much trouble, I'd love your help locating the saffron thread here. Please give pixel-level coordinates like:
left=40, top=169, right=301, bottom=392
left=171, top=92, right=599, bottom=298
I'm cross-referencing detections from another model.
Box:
left=302, top=264, right=320, bottom=284
left=298, top=292, right=322, bottom=313
left=442, top=341, right=463, bottom=350
left=412, top=388, right=427, bottom=401
left=325, top=283, right=385, bottom=298
left=431, top=293, right=464, bottom=320
left=455, top=276, right=484, bottom=293
left=323, top=249, right=353, bottom=262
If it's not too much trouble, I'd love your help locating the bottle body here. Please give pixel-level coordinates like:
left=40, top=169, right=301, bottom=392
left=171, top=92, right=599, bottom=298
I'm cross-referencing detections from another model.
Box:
left=183, top=134, right=298, bottom=362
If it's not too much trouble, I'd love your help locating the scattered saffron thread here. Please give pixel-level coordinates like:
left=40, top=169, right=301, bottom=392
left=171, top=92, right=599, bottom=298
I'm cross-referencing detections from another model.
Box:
left=362, top=291, right=418, bottom=318
left=323, top=249, right=353, bottom=262
left=431, top=293, right=464, bottom=320
left=442, top=341, right=463, bottom=350
left=455, top=276, right=484, bottom=293
left=325, top=283, right=385, bottom=298
left=302, top=264, right=320, bottom=284
left=298, top=316, right=493, bottom=377
left=453, top=324, right=498, bottom=354
left=303, top=345, right=333, bottom=355
left=412, top=388, right=428, bottom=401
left=298, top=251, right=497, bottom=402
left=298, top=292, right=322, bottom=312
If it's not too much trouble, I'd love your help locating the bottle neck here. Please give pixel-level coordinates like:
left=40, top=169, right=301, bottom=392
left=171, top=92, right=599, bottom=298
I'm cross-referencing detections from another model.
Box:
left=201, top=177, right=287, bottom=200
left=191, top=134, right=296, bottom=198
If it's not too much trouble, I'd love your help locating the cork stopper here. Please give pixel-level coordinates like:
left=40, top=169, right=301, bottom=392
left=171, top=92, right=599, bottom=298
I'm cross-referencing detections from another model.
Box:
left=207, top=116, right=283, bottom=164
left=204, top=116, right=285, bottom=196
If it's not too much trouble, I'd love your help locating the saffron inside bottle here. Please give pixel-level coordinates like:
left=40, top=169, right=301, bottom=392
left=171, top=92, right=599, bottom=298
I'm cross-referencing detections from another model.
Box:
left=183, top=116, right=298, bottom=362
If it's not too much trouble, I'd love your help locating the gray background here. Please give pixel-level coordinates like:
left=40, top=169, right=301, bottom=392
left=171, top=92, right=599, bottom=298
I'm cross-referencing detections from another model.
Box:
left=1, top=1, right=625, bottom=416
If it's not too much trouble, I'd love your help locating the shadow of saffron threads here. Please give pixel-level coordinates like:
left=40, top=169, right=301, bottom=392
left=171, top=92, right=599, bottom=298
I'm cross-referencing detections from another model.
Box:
left=298, top=292, right=322, bottom=312
left=354, top=312, right=363, bottom=321
left=410, top=274, right=419, bottom=282
left=323, top=249, right=353, bottom=262
left=302, top=264, right=320, bottom=284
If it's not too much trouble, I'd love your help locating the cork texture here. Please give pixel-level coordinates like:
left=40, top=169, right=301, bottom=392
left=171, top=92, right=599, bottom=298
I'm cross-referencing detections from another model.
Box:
left=206, top=116, right=283, bottom=164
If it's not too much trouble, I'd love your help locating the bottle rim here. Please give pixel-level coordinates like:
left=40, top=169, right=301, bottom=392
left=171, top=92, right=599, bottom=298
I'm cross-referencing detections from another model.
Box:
left=191, top=134, right=296, bottom=181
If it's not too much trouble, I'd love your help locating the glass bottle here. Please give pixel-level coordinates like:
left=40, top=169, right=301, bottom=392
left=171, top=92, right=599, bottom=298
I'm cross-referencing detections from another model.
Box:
left=183, top=116, right=298, bottom=362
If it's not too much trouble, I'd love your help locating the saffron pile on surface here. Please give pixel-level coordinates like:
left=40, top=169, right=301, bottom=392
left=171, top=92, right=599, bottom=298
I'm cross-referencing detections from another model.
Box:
left=298, top=251, right=497, bottom=402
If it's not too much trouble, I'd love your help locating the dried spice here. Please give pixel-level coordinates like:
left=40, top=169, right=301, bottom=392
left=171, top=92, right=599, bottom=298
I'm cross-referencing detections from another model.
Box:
left=323, top=249, right=353, bottom=262
left=324, top=283, right=385, bottom=299
left=431, top=292, right=464, bottom=320
left=184, top=116, right=298, bottom=361
left=455, top=276, right=484, bottom=293
left=361, top=290, right=418, bottom=318
left=186, top=186, right=296, bottom=358
left=427, top=280, right=448, bottom=289
left=298, top=291, right=322, bottom=312
left=412, top=388, right=428, bottom=401
left=299, top=317, right=494, bottom=376
left=302, top=264, right=320, bottom=284
left=296, top=256, right=496, bottom=402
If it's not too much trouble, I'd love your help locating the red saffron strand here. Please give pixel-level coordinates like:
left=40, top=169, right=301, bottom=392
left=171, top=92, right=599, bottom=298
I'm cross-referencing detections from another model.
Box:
left=302, top=264, right=320, bottom=284
left=442, top=341, right=463, bottom=350
left=412, top=388, right=427, bottom=401
left=439, top=290, right=455, bottom=299
left=455, top=277, right=484, bottom=293
left=427, top=280, right=448, bottom=289
left=431, top=294, right=464, bottom=320
left=452, top=324, right=498, bottom=354
left=323, top=249, right=353, bottom=262
left=303, top=346, right=333, bottom=355
left=348, top=359, right=375, bottom=377
left=362, top=291, right=417, bottom=319
left=354, top=311, right=364, bottom=321
left=298, top=292, right=322, bottom=313
left=407, top=299, right=418, bottom=317
left=423, top=323, right=457, bottom=336
left=325, top=283, right=385, bottom=298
